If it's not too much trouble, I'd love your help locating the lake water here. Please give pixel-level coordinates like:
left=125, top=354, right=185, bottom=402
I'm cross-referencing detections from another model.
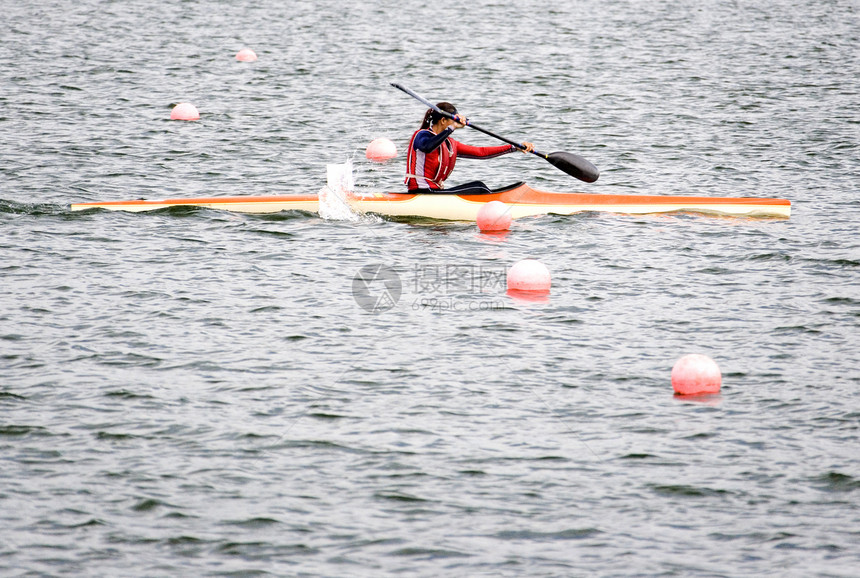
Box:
left=2, top=0, right=859, bottom=575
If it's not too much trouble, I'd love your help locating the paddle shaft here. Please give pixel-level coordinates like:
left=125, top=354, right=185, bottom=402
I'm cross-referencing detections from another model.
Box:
left=391, top=83, right=599, bottom=183
left=391, top=83, right=539, bottom=155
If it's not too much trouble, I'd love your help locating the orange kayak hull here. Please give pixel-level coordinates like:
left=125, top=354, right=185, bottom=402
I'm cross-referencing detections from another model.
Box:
left=71, top=183, right=791, bottom=219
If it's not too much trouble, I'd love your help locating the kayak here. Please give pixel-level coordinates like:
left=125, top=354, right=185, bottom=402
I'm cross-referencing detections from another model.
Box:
left=70, top=182, right=791, bottom=219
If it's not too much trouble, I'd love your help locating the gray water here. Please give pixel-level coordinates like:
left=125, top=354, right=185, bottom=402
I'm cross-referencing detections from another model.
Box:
left=2, top=0, right=859, bottom=576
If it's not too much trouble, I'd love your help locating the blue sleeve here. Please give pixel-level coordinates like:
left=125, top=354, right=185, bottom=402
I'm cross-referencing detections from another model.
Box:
left=413, top=128, right=454, bottom=153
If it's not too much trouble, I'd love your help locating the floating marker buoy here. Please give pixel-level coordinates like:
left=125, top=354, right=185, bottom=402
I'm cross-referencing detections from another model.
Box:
left=671, top=354, right=722, bottom=395
left=506, top=290, right=550, bottom=304
left=365, top=138, right=397, bottom=162
left=236, top=48, right=257, bottom=62
left=170, top=102, right=200, bottom=121
left=477, top=200, right=512, bottom=232
left=507, top=259, right=551, bottom=293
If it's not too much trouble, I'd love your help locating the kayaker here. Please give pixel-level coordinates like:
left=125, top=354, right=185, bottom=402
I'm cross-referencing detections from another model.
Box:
left=405, top=102, right=534, bottom=194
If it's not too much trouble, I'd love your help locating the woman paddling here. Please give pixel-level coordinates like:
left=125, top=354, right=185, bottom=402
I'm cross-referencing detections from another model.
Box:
left=405, top=102, right=534, bottom=194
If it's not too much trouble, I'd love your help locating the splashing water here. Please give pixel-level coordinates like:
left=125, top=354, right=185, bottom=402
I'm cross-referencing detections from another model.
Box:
left=318, top=160, right=360, bottom=221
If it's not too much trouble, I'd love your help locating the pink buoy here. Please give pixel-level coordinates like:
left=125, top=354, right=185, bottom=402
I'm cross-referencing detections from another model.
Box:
left=365, top=138, right=397, bottom=162
left=507, top=290, right=550, bottom=304
left=236, top=48, right=257, bottom=62
left=506, top=259, right=551, bottom=293
left=671, top=354, right=722, bottom=396
left=170, top=102, right=200, bottom=121
left=476, top=200, right=512, bottom=232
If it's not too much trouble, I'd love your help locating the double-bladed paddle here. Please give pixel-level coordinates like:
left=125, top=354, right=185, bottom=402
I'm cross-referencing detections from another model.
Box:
left=391, top=82, right=599, bottom=183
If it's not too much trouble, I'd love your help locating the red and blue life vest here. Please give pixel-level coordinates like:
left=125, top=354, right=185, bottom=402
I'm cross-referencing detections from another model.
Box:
left=405, top=128, right=514, bottom=190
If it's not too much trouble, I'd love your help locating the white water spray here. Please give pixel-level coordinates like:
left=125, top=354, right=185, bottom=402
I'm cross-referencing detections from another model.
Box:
left=318, top=160, right=361, bottom=221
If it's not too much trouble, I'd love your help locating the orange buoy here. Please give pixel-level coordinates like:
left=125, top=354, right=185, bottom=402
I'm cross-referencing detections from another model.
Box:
left=170, top=102, right=199, bottom=121
left=671, top=354, right=722, bottom=395
left=477, top=200, right=512, bottom=232
left=236, top=48, right=257, bottom=62
left=507, top=259, right=551, bottom=293
left=365, top=138, right=397, bottom=162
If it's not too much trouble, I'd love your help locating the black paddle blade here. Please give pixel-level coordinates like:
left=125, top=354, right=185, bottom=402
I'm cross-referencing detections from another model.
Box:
left=546, top=152, right=600, bottom=183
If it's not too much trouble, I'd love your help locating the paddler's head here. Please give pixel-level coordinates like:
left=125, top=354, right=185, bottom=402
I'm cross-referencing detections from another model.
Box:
left=421, top=102, right=458, bottom=130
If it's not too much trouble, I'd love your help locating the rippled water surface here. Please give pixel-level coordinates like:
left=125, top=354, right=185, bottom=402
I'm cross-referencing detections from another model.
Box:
left=2, top=0, right=859, bottom=575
